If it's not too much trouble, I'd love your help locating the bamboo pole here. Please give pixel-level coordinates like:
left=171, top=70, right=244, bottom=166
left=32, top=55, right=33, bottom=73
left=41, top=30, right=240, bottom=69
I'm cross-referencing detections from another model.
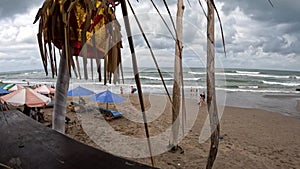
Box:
left=120, top=0, right=154, bottom=166
left=206, top=0, right=220, bottom=168
left=162, top=0, right=187, bottom=146
left=171, top=0, right=184, bottom=151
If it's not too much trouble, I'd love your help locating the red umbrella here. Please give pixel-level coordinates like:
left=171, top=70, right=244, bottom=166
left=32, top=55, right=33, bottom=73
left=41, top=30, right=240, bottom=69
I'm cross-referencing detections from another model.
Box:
left=0, top=88, right=51, bottom=107
left=34, top=85, right=55, bottom=95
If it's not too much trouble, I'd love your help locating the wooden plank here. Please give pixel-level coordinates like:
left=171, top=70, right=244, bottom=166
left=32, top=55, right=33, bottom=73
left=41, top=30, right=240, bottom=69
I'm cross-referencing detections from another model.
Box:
left=0, top=110, right=157, bottom=169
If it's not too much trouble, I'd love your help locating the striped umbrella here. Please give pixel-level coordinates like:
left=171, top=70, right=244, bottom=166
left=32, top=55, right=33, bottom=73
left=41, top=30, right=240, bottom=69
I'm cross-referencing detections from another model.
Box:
left=34, top=85, right=55, bottom=94
left=0, top=88, right=51, bottom=107
left=8, top=84, right=24, bottom=92
left=1, top=83, right=15, bottom=90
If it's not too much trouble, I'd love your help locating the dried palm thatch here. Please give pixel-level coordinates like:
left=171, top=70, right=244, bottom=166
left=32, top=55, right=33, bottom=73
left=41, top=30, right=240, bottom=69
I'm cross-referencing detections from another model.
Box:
left=32, top=0, right=123, bottom=135
left=33, top=0, right=122, bottom=84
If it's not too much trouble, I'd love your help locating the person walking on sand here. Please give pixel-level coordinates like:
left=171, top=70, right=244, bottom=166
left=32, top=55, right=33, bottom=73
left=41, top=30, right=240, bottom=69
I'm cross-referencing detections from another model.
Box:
left=199, top=91, right=206, bottom=106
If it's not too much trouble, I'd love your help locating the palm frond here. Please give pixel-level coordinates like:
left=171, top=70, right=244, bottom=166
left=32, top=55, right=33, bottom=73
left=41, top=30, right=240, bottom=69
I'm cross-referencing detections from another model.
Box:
left=268, top=0, right=274, bottom=7
left=186, top=0, right=192, bottom=7
left=150, top=0, right=176, bottom=40
left=198, top=0, right=207, bottom=18
left=210, top=0, right=226, bottom=56
left=127, top=0, right=172, bottom=104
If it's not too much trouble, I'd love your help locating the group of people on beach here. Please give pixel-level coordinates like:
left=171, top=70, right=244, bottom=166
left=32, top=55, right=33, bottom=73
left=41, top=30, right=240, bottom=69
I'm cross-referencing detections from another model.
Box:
left=21, top=106, right=45, bottom=122
left=190, top=87, right=199, bottom=96
left=190, top=87, right=206, bottom=106
left=18, top=84, right=55, bottom=123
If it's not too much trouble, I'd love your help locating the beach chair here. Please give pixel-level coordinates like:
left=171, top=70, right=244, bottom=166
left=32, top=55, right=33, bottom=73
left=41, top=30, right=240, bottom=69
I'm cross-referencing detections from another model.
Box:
left=98, top=108, right=123, bottom=121
left=108, top=110, right=123, bottom=117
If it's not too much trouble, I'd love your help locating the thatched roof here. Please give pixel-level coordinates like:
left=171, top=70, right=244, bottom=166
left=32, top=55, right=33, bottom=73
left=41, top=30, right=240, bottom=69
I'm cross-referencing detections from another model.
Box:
left=34, top=0, right=122, bottom=83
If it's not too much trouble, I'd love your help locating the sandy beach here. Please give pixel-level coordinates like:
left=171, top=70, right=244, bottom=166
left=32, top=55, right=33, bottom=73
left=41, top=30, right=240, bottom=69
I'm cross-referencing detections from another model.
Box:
left=41, top=94, right=300, bottom=169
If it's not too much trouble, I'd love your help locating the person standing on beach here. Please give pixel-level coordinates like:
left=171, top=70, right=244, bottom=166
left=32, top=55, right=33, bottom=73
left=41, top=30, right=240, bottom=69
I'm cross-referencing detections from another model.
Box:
left=130, top=86, right=137, bottom=94
left=120, top=87, right=124, bottom=94
left=199, top=91, right=206, bottom=106
left=30, top=108, right=37, bottom=120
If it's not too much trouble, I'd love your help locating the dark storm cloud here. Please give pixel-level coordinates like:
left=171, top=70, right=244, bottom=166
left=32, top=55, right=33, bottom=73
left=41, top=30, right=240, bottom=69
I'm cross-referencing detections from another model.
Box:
left=217, top=0, right=300, bottom=62
left=220, top=0, right=300, bottom=24
left=0, top=0, right=43, bottom=18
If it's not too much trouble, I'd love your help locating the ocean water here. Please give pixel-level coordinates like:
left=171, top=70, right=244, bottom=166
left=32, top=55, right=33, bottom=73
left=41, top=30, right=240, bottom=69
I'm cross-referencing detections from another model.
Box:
left=1, top=67, right=300, bottom=117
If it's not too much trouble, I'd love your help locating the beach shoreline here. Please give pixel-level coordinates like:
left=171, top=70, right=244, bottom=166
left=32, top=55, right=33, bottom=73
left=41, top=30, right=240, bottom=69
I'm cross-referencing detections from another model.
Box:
left=39, top=94, right=300, bottom=169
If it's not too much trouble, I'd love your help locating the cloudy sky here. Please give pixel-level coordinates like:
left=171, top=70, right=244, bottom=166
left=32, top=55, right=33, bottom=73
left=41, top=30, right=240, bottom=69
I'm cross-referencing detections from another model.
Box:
left=0, top=0, right=299, bottom=73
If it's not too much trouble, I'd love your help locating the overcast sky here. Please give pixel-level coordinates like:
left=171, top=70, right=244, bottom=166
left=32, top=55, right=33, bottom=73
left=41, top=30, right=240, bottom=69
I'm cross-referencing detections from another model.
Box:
left=0, top=0, right=299, bottom=73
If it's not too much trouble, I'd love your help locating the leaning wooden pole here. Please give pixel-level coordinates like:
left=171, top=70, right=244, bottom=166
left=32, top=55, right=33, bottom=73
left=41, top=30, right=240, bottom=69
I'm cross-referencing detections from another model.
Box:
left=171, top=0, right=184, bottom=151
left=53, top=49, right=70, bottom=134
left=120, top=0, right=155, bottom=166
left=206, top=0, right=220, bottom=168
left=52, top=8, right=71, bottom=134
left=127, top=0, right=172, bottom=104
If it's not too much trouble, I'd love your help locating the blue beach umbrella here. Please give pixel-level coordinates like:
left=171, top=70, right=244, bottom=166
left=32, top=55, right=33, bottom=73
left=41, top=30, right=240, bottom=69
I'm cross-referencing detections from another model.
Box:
left=68, top=86, right=95, bottom=104
left=68, top=86, right=95, bottom=96
left=90, top=90, right=125, bottom=109
left=0, top=88, right=9, bottom=95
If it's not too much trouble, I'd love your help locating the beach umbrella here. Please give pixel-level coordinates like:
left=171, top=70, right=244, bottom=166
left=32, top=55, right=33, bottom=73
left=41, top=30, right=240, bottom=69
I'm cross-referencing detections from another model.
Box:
left=8, top=84, right=24, bottom=92
left=34, top=85, right=55, bottom=94
left=0, top=88, right=9, bottom=95
left=90, top=89, right=125, bottom=109
left=68, top=86, right=95, bottom=105
left=67, top=86, right=95, bottom=97
left=0, top=88, right=51, bottom=107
